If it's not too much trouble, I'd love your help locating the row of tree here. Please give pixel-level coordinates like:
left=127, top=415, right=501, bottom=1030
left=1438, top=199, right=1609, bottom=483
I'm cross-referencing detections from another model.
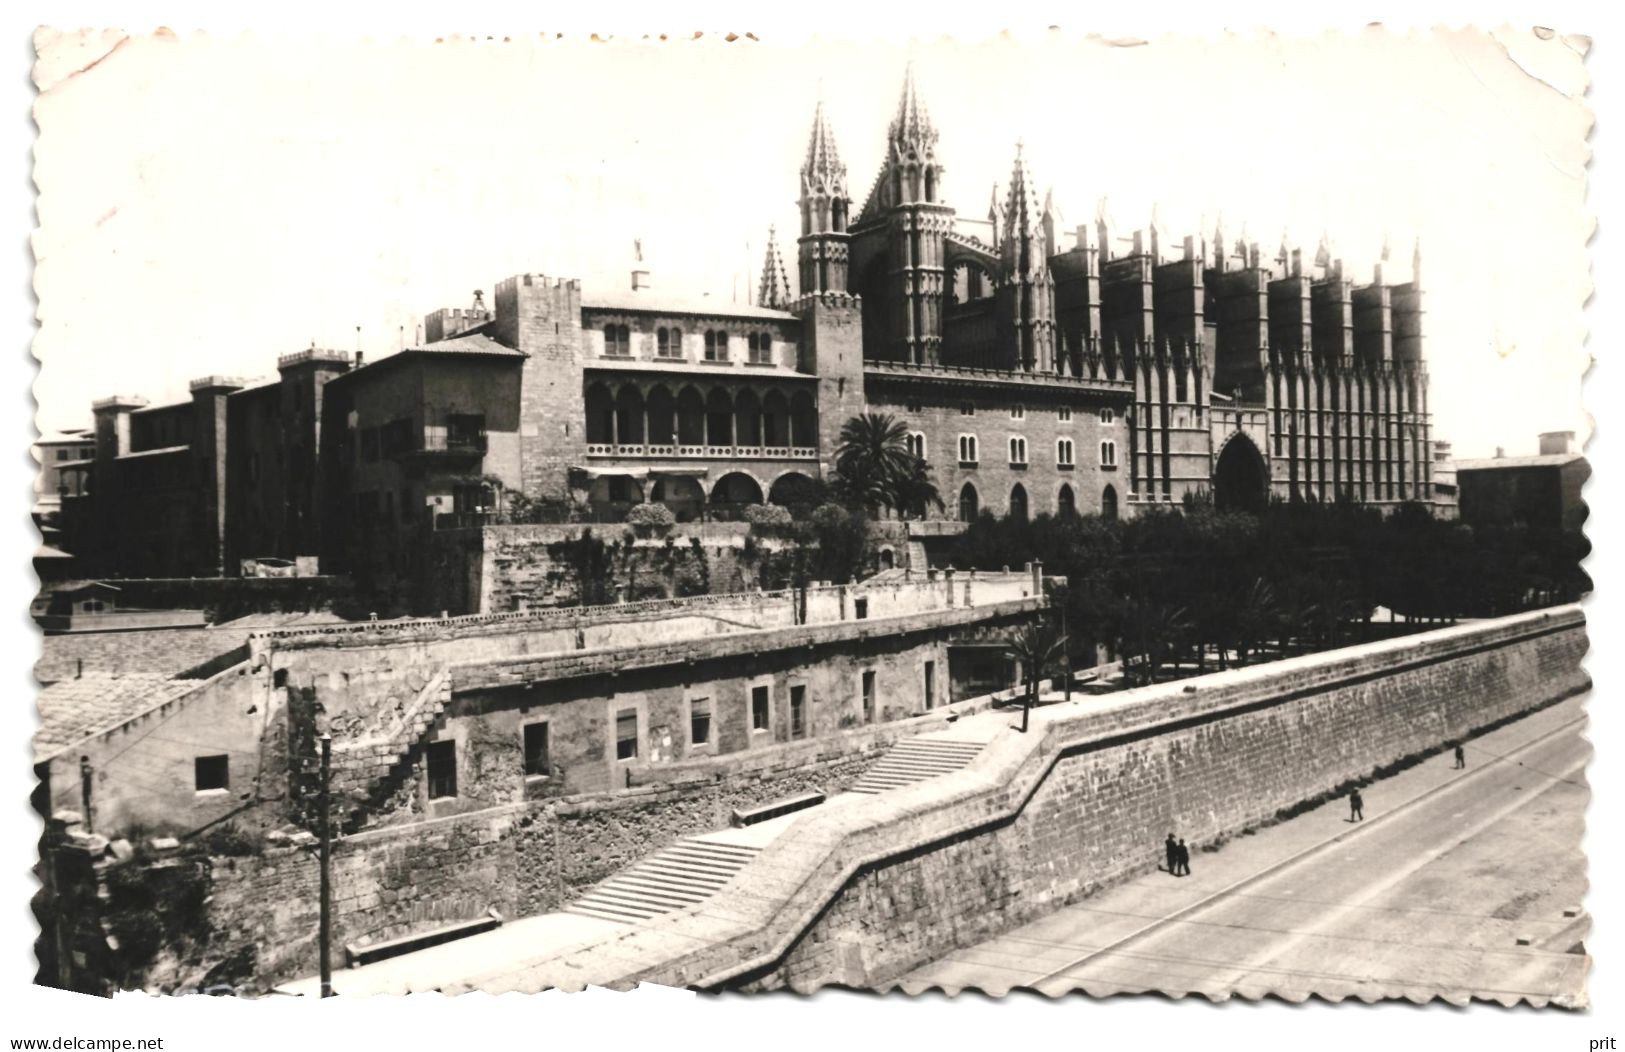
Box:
left=952, top=494, right=1589, bottom=687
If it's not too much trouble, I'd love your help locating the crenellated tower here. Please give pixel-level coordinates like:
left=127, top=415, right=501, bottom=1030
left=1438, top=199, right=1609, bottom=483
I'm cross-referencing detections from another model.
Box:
left=797, top=99, right=851, bottom=297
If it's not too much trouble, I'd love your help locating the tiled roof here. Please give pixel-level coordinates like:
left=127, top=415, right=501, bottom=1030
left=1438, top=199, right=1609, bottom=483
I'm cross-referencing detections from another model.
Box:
left=414, top=333, right=525, bottom=357
left=1454, top=454, right=1588, bottom=472
left=34, top=673, right=199, bottom=764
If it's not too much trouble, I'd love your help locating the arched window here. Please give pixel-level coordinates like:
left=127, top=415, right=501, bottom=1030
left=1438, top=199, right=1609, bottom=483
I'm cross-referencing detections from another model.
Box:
left=958, top=434, right=979, bottom=464
left=958, top=482, right=979, bottom=522
left=906, top=432, right=926, bottom=460
left=657, top=327, right=683, bottom=358
left=1102, top=484, right=1119, bottom=521
left=1058, top=406, right=1073, bottom=422
left=705, top=330, right=728, bottom=362
left=1009, top=483, right=1029, bottom=522
left=1100, top=440, right=1118, bottom=468
left=1057, top=483, right=1076, bottom=519
left=1010, top=404, right=1026, bottom=420
left=1008, top=436, right=1028, bottom=465
left=746, top=332, right=774, bottom=364
left=1100, top=407, right=1115, bottom=426
left=603, top=324, right=630, bottom=357
left=1056, top=438, right=1075, bottom=467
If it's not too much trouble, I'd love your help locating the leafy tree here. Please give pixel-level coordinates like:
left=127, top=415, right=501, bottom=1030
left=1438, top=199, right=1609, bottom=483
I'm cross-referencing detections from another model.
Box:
left=830, top=412, right=939, bottom=517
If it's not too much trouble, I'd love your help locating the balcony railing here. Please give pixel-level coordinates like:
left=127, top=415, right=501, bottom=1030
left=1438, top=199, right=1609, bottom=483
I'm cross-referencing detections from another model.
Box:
left=396, top=432, right=488, bottom=460
left=585, top=443, right=818, bottom=461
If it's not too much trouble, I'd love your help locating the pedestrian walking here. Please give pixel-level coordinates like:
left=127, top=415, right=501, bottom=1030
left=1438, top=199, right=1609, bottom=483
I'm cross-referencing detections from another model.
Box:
left=1175, top=838, right=1191, bottom=876
left=1453, top=744, right=1466, bottom=769
left=1349, top=788, right=1364, bottom=822
left=1165, top=833, right=1178, bottom=875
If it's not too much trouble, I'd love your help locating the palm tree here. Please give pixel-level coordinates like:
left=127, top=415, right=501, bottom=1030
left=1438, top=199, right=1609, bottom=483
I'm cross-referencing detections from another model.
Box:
left=1005, top=619, right=1068, bottom=733
left=832, top=412, right=918, bottom=515
left=892, top=456, right=945, bottom=520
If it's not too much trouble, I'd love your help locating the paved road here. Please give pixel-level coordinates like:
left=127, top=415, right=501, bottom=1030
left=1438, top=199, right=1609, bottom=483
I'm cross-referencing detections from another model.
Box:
left=900, top=696, right=1590, bottom=1004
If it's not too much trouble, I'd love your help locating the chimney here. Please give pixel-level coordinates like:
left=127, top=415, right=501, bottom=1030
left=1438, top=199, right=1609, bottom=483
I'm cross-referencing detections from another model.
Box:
left=1495, top=446, right=1506, bottom=459
left=354, top=350, right=365, bottom=367
left=631, top=268, right=651, bottom=291
left=472, top=289, right=487, bottom=314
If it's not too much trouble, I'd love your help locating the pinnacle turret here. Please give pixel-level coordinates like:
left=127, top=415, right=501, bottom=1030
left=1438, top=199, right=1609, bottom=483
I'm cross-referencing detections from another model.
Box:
left=758, top=226, right=792, bottom=310
left=889, top=61, right=937, bottom=153
left=802, top=98, right=847, bottom=197
left=1003, top=141, right=1044, bottom=246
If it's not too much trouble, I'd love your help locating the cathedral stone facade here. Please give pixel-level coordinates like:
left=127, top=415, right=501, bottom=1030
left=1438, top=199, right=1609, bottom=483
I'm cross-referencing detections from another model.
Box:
left=57, top=69, right=1441, bottom=584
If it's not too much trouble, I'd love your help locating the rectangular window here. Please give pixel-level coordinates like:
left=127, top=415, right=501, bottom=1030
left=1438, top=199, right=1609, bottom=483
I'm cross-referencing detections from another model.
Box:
left=426, top=740, right=457, bottom=799
left=790, top=685, right=807, bottom=738
left=55, top=448, right=69, bottom=461
left=924, top=661, right=936, bottom=710
left=751, top=685, right=771, bottom=732
left=690, top=696, right=712, bottom=747
left=854, top=597, right=869, bottom=619
left=523, top=722, right=550, bottom=778
left=194, top=754, right=229, bottom=792
left=615, top=708, right=639, bottom=760
left=862, top=670, right=877, bottom=723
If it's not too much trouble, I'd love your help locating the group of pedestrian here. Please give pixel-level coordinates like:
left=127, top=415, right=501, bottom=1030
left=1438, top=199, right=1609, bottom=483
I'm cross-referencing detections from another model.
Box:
left=1163, top=833, right=1191, bottom=877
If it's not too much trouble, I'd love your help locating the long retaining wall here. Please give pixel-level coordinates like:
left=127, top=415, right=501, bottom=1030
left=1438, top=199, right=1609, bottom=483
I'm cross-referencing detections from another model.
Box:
left=445, top=605, right=1589, bottom=994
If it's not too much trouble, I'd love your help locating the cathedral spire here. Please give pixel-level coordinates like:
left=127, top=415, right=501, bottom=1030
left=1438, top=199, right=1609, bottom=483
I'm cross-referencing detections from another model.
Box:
left=796, top=95, right=851, bottom=295
left=988, top=182, right=1002, bottom=251
left=1412, top=235, right=1423, bottom=287
left=890, top=61, right=936, bottom=151
left=1003, top=140, right=1044, bottom=248
left=998, top=140, right=1057, bottom=373
left=758, top=226, right=792, bottom=310
left=803, top=97, right=845, bottom=193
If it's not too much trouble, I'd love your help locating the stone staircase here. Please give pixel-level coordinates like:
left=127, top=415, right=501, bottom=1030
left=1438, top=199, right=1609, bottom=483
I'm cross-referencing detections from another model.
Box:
left=565, top=837, right=762, bottom=924
left=847, top=737, right=987, bottom=795
left=906, top=540, right=929, bottom=571
left=333, top=668, right=452, bottom=833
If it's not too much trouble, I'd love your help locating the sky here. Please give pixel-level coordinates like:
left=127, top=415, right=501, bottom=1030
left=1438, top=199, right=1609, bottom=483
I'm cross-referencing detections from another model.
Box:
left=31, top=28, right=1592, bottom=458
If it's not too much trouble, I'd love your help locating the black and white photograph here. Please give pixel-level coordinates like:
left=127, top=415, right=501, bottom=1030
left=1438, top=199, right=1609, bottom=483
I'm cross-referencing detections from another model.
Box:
left=16, top=14, right=1605, bottom=1035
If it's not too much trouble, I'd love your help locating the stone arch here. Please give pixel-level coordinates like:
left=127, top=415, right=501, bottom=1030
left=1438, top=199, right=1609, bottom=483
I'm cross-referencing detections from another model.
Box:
left=614, top=385, right=645, bottom=445
left=958, top=481, right=979, bottom=522
left=1009, top=482, right=1029, bottom=522
left=949, top=260, right=996, bottom=306
left=878, top=547, right=896, bottom=570
left=1056, top=482, right=1076, bottom=520
left=1214, top=431, right=1269, bottom=514
left=768, top=470, right=818, bottom=509
left=710, top=471, right=764, bottom=508
left=734, top=388, right=762, bottom=447
left=762, top=389, right=791, bottom=447
left=705, top=388, right=734, bottom=447
left=650, top=475, right=704, bottom=522
left=790, top=389, right=818, bottom=448
left=676, top=386, right=706, bottom=446
left=646, top=385, right=676, bottom=446
left=585, top=382, right=615, bottom=445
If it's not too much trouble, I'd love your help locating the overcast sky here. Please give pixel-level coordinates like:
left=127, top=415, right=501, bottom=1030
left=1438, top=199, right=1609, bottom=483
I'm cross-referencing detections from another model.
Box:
left=31, top=28, right=1590, bottom=458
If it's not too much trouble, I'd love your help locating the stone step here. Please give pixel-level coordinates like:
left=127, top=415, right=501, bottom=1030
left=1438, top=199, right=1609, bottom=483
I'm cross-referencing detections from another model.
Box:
left=615, top=865, right=731, bottom=892
left=602, top=875, right=713, bottom=904
left=640, top=851, right=745, bottom=874
left=635, top=861, right=737, bottom=886
left=665, top=842, right=760, bottom=863
left=564, top=900, right=653, bottom=924
left=582, top=883, right=704, bottom=912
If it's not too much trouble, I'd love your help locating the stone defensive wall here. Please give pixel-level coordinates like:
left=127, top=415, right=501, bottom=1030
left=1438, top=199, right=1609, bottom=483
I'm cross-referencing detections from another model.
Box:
left=442, top=604, right=1587, bottom=994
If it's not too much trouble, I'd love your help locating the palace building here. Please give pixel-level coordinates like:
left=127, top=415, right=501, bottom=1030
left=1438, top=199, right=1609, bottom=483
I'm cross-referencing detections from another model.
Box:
left=54, top=67, right=1443, bottom=586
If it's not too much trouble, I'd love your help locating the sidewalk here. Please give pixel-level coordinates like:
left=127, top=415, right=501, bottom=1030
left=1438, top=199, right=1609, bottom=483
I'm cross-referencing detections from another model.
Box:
left=897, top=693, right=1588, bottom=992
